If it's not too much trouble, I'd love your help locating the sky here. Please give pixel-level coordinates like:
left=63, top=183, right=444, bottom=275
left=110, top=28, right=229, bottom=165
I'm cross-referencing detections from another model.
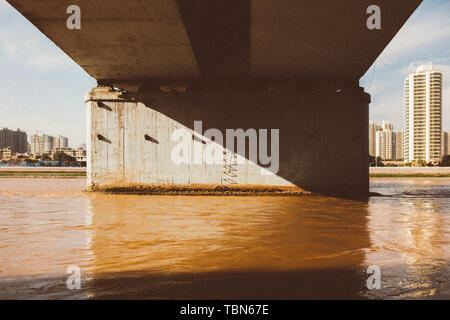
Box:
left=0, top=0, right=449, bottom=147
left=360, top=0, right=450, bottom=131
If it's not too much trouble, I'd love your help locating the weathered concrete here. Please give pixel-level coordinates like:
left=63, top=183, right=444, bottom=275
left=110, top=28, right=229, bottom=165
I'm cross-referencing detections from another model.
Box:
left=86, top=84, right=369, bottom=197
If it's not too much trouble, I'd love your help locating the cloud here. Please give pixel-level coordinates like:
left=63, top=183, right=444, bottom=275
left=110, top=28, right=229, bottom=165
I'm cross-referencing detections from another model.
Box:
left=0, top=34, right=74, bottom=73
left=374, top=0, right=450, bottom=68
left=0, top=1, right=9, bottom=12
left=0, top=4, right=78, bottom=74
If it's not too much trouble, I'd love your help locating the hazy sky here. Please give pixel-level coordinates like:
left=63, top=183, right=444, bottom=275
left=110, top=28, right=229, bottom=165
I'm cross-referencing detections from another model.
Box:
left=0, top=0, right=449, bottom=146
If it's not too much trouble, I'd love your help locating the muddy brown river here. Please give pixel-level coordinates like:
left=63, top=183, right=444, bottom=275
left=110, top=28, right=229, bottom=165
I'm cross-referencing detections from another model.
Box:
left=0, top=178, right=449, bottom=299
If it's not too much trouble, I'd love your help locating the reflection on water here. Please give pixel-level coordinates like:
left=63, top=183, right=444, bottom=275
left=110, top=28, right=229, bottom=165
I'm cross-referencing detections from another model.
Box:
left=0, top=178, right=449, bottom=299
left=366, top=179, right=450, bottom=299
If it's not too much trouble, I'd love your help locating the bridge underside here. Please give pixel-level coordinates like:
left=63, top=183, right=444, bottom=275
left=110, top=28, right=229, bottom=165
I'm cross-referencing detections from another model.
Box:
left=7, top=0, right=423, bottom=198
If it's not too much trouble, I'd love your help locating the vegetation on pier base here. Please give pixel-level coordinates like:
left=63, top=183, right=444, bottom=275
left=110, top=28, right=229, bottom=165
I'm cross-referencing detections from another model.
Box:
left=89, top=184, right=307, bottom=196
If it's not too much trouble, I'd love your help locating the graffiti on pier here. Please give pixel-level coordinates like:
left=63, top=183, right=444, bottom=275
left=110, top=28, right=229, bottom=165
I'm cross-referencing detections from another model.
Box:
left=222, top=150, right=238, bottom=185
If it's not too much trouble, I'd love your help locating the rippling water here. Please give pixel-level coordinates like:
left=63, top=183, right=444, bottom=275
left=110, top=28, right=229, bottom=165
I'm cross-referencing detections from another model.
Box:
left=0, top=178, right=449, bottom=299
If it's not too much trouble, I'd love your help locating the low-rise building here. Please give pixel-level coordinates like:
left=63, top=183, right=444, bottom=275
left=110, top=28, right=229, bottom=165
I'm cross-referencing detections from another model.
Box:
left=75, top=147, right=87, bottom=162
left=0, top=147, right=13, bottom=161
left=50, top=146, right=87, bottom=164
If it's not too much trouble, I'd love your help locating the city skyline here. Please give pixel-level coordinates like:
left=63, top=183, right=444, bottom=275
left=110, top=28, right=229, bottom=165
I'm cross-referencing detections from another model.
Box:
left=0, top=127, right=80, bottom=149
left=370, top=62, right=444, bottom=163
left=0, top=0, right=449, bottom=147
left=369, top=117, right=450, bottom=161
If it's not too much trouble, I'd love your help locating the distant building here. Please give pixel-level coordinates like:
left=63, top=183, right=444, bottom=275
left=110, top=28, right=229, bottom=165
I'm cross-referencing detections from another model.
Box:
left=54, top=135, right=69, bottom=149
left=0, top=147, right=13, bottom=160
left=31, top=134, right=55, bottom=154
left=404, top=63, right=442, bottom=163
left=376, top=131, right=387, bottom=160
left=0, top=128, right=28, bottom=153
left=373, top=121, right=403, bottom=160
left=369, top=121, right=382, bottom=157
left=443, top=131, right=450, bottom=157
left=75, top=147, right=87, bottom=163
left=381, top=120, right=393, bottom=131
left=50, top=146, right=87, bottom=164
left=369, top=121, right=395, bottom=157
left=394, top=131, right=404, bottom=161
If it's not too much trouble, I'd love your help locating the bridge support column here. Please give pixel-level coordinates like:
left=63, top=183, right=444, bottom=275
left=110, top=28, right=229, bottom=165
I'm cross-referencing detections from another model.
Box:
left=86, top=84, right=369, bottom=198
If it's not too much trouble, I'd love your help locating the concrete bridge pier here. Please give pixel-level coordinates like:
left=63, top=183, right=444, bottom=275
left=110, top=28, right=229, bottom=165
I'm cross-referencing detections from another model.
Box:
left=86, top=83, right=370, bottom=198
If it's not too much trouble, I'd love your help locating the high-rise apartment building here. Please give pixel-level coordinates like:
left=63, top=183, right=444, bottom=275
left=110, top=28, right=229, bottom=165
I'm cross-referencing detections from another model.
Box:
left=394, top=131, right=404, bottom=161
left=376, top=130, right=389, bottom=160
left=369, top=121, right=382, bottom=157
left=443, top=131, right=450, bottom=157
left=0, top=128, right=28, bottom=153
left=381, top=120, right=394, bottom=131
left=370, top=121, right=396, bottom=157
left=54, top=135, right=69, bottom=149
left=31, top=134, right=55, bottom=154
left=404, top=63, right=442, bottom=163
left=375, top=126, right=403, bottom=161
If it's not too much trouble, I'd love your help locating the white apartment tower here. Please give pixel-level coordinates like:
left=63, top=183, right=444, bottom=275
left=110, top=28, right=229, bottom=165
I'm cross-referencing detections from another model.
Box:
left=404, top=63, right=443, bottom=163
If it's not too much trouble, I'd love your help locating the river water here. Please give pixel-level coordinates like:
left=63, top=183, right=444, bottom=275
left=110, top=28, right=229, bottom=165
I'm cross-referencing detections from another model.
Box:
left=0, top=178, right=449, bottom=299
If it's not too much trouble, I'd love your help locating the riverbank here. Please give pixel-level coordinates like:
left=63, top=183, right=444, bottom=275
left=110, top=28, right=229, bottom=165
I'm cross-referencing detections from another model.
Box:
left=0, top=167, right=86, bottom=178
left=370, top=173, right=450, bottom=178
left=370, top=167, right=450, bottom=178
left=3, top=167, right=450, bottom=179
